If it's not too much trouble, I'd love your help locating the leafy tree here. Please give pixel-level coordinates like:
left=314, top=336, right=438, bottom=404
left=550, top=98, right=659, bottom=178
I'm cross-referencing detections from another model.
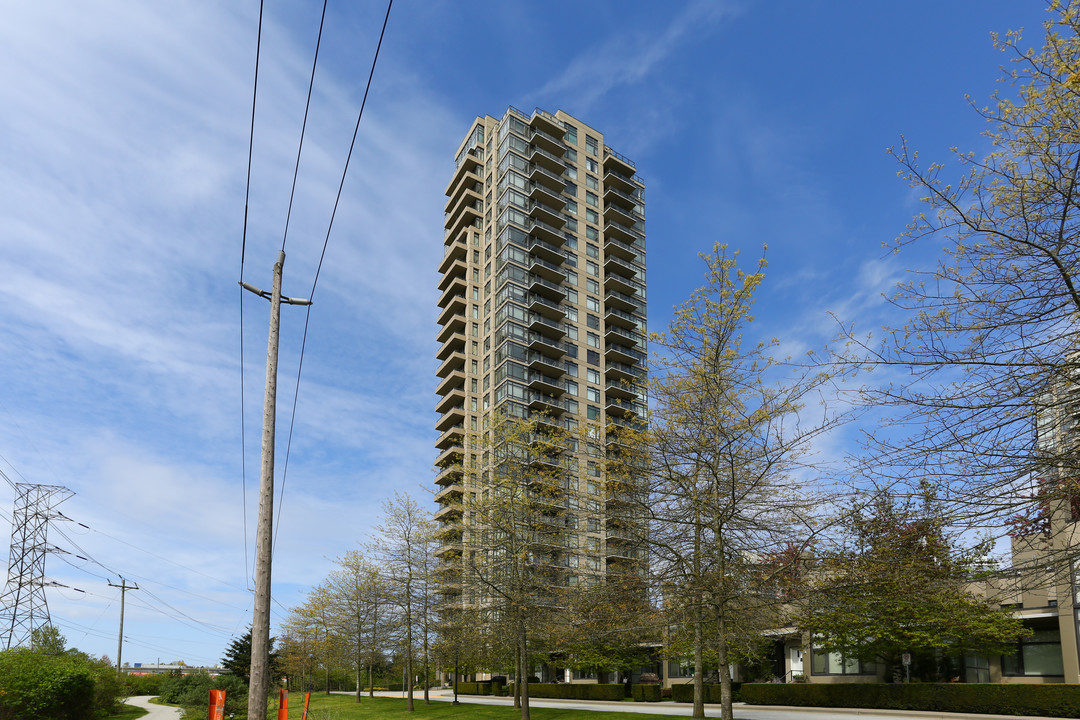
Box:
left=29, top=624, right=67, bottom=655
left=327, top=549, right=391, bottom=702
left=648, top=245, right=846, bottom=720
left=221, top=627, right=280, bottom=685
left=369, top=492, right=436, bottom=712
left=850, top=2, right=1080, bottom=571
left=804, top=488, right=1028, bottom=681
left=461, top=410, right=579, bottom=720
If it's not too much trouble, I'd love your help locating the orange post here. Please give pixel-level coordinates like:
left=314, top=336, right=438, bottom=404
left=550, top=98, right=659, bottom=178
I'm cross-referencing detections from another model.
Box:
left=301, top=692, right=311, bottom=720
left=208, top=689, right=225, bottom=720
left=277, top=690, right=288, bottom=720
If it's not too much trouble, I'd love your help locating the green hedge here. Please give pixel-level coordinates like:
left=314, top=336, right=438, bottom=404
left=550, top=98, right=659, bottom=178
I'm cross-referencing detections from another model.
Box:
left=526, top=683, right=624, bottom=701
left=455, top=682, right=623, bottom=701
left=0, top=647, right=120, bottom=720
left=671, top=682, right=742, bottom=703
left=741, top=683, right=1080, bottom=717
left=631, top=684, right=661, bottom=702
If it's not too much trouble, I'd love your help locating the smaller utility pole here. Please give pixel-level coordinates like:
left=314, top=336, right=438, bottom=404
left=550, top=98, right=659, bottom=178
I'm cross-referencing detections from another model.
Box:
left=108, top=578, right=138, bottom=673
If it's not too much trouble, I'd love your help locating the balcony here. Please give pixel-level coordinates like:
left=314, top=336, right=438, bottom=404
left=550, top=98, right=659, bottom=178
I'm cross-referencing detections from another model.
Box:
left=437, top=276, right=467, bottom=308
left=434, top=406, right=464, bottom=433
left=435, top=387, right=465, bottom=415
left=444, top=176, right=482, bottom=214
left=444, top=197, right=482, bottom=237
left=434, top=540, right=463, bottom=558
left=604, top=288, right=644, bottom=315
left=530, top=143, right=565, bottom=172
left=434, top=503, right=463, bottom=523
left=530, top=109, right=564, bottom=136
left=526, top=351, right=565, bottom=376
left=606, top=361, right=646, bottom=383
left=607, top=343, right=647, bottom=366
left=604, top=253, right=641, bottom=279
left=435, top=424, right=465, bottom=450
left=446, top=151, right=481, bottom=195
left=528, top=331, right=567, bottom=358
left=603, top=201, right=636, bottom=227
left=529, top=273, right=568, bottom=301
left=604, top=305, right=642, bottom=330
left=528, top=236, right=565, bottom=264
left=603, top=182, right=638, bottom=212
left=527, top=199, right=566, bottom=228
left=529, top=255, right=567, bottom=283
left=604, top=167, right=637, bottom=193
left=605, top=324, right=644, bottom=347
left=434, top=463, right=463, bottom=486
left=437, top=258, right=468, bottom=291
left=529, top=293, right=567, bottom=320
left=434, top=483, right=464, bottom=505
left=605, top=274, right=638, bottom=299
left=436, top=312, right=465, bottom=342
left=529, top=391, right=566, bottom=414
left=438, top=235, right=468, bottom=274
left=529, top=218, right=565, bottom=244
left=603, top=146, right=636, bottom=175
left=605, top=377, right=636, bottom=400
left=436, top=331, right=466, bottom=361
left=604, top=234, right=643, bottom=262
left=530, top=181, right=565, bottom=210
left=435, top=443, right=464, bottom=468
left=435, top=369, right=466, bottom=398
left=529, top=312, right=566, bottom=339
left=529, top=162, right=565, bottom=191
left=527, top=371, right=564, bottom=396
left=603, top=218, right=641, bottom=244
left=434, top=521, right=463, bottom=540
left=435, top=349, right=466, bottom=379
left=531, top=126, right=565, bottom=156
left=436, top=300, right=465, bottom=332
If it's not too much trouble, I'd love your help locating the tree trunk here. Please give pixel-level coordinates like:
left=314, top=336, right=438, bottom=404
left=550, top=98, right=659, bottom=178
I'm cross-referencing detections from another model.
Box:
left=693, top=600, right=704, bottom=720
left=519, top=622, right=531, bottom=720
left=514, top=643, right=521, bottom=709
left=718, top=627, right=732, bottom=720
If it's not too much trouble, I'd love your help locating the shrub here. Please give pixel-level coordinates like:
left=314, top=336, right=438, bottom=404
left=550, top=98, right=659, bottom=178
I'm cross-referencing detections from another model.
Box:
left=740, top=683, right=1080, bottom=717
left=671, top=682, right=742, bottom=704
left=632, top=684, right=662, bottom=702
left=0, top=648, right=98, bottom=720
left=122, top=673, right=167, bottom=696
left=524, top=683, right=625, bottom=701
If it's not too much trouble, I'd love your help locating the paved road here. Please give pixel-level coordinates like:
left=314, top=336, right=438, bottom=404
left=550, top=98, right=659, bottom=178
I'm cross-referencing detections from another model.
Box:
left=367, top=689, right=1071, bottom=720
left=125, top=696, right=181, bottom=720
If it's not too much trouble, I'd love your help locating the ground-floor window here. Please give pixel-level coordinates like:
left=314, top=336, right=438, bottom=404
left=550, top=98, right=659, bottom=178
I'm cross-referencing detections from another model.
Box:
left=810, top=647, right=875, bottom=676
left=963, top=654, right=989, bottom=683
left=1002, top=624, right=1064, bottom=677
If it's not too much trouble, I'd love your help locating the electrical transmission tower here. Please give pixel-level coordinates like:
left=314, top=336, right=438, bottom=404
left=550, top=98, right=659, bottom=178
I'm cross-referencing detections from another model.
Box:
left=0, top=481, right=73, bottom=649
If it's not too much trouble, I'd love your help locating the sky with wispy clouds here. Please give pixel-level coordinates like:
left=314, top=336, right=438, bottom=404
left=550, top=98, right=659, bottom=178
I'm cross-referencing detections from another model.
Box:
left=0, top=0, right=1050, bottom=666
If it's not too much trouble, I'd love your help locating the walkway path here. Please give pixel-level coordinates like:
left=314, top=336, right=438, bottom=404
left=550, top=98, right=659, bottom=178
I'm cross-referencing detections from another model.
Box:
left=366, top=689, right=1071, bottom=720
left=124, top=696, right=181, bottom=720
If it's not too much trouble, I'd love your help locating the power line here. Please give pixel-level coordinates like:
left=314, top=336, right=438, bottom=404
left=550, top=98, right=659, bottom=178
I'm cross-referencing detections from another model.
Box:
left=280, top=0, right=329, bottom=254
left=274, top=0, right=394, bottom=550
left=238, top=0, right=266, bottom=593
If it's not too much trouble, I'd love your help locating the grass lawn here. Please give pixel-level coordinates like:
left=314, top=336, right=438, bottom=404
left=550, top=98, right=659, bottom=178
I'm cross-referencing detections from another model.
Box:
left=290, top=694, right=703, bottom=720
left=106, top=702, right=149, bottom=720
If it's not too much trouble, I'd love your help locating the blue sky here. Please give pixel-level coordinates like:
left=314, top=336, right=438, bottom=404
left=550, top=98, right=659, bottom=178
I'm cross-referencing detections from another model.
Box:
left=0, top=1, right=1051, bottom=666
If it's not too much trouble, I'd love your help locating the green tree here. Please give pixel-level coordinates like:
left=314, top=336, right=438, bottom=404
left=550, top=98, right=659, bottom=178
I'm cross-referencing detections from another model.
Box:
left=851, top=2, right=1080, bottom=571
left=804, top=488, right=1028, bottom=681
left=648, top=245, right=846, bottom=720
left=221, top=627, right=280, bottom=685
left=29, top=624, right=67, bottom=655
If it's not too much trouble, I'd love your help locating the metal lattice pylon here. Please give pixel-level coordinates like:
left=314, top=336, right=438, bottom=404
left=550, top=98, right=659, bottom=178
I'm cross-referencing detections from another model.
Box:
left=0, top=483, right=73, bottom=649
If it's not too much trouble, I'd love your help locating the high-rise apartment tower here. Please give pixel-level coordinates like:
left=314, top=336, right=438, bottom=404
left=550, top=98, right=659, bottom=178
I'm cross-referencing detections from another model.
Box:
left=434, top=107, right=647, bottom=608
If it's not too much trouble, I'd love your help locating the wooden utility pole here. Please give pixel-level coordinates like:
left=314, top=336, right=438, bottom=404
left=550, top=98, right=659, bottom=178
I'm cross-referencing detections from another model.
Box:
left=242, top=251, right=309, bottom=720
left=108, top=578, right=138, bottom=673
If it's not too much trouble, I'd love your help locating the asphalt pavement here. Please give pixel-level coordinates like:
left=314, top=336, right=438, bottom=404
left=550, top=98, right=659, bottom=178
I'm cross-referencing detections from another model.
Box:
left=125, top=696, right=182, bottom=720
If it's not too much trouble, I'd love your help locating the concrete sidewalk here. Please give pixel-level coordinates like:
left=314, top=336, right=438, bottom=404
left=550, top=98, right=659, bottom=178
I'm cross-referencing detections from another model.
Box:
left=359, top=689, right=1072, bottom=720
